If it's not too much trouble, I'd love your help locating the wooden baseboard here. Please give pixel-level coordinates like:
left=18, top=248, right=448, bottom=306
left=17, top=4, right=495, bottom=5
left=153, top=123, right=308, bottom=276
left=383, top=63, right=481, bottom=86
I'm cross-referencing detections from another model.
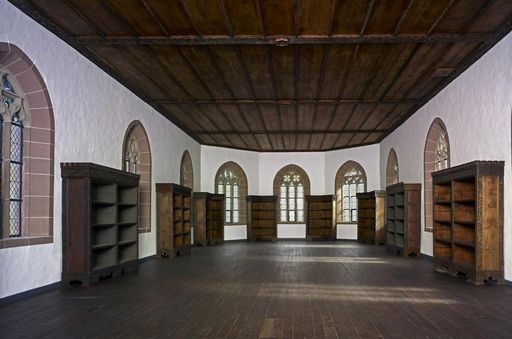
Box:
left=0, top=281, right=60, bottom=306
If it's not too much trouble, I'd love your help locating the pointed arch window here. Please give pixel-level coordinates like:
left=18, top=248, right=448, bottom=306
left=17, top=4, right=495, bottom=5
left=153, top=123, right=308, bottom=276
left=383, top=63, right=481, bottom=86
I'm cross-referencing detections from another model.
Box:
left=279, top=171, right=305, bottom=222
left=125, top=136, right=139, bottom=174
left=217, top=169, right=239, bottom=223
left=335, top=161, right=367, bottom=223
left=386, top=148, right=399, bottom=186
left=435, top=132, right=449, bottom=171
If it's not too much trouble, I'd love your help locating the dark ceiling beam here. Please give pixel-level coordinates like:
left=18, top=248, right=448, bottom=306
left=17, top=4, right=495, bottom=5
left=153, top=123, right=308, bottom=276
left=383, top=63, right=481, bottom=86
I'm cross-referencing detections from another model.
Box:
left=74, top=32, right=507, bottom=45
left=157, top=98, right=419, bottom=105
left=194, top=129, right=386, bottom=135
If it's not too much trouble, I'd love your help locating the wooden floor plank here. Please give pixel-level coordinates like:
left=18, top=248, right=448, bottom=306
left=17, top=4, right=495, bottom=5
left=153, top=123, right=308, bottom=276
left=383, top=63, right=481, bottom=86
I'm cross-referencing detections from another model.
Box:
left=1, top=241, right=512, bottom=338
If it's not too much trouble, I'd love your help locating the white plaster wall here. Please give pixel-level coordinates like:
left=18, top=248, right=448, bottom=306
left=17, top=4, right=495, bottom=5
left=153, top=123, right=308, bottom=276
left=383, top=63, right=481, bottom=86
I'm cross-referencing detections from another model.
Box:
left=0, top=2, right=201, bottom=298
left=325, top=145, right=381, bottom=239
left=379, top=32, right=512, bottom=280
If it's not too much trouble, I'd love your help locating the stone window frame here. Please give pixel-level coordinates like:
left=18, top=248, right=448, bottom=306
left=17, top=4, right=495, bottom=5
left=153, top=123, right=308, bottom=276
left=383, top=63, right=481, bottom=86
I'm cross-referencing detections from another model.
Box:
left=214, top=161, right=247, bottom=226
left=122, top=120, right=152, bottom=233
left=335, top=161, right=367, bottom=224
left=272, top=164, right=311, bottom=224
left=180, top=150, right=193, bottom=189
left=424, top=118, right=450, bottom=232
left=386, top=148, right=399, bottom=187
left=0, top=43, right=55, bottom=249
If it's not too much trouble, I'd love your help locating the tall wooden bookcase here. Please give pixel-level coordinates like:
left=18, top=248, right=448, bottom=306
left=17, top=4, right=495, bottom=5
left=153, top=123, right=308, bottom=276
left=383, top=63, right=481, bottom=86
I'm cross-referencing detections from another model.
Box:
left=193, top=192, right=225, bottom=246
left=156, top=183, right=192, bottom=257
left=61, top=162, right=140, bottom=286
left=432, top=161, right=504, bottom=285
left=356, top=190, right=386, bottom=245
left=386, top=183, right=421, bottom=257
left=306, top=195, right=336, bottom=240
left=247, top=195, right=277, bottom=241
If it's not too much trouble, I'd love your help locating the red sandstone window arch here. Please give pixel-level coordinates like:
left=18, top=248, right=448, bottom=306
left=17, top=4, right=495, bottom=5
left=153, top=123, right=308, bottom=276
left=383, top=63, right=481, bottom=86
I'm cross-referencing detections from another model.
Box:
left=0, top=42, right=55, bottom=247
left=424, top=118, right=450, bottom=232
left=335, top=161, right=367, bottom=223
left=273, top=164, right=311, bottom=224
left=215, top=161, right=247, bottom=225
left=122, top=120, right=152, bottom=233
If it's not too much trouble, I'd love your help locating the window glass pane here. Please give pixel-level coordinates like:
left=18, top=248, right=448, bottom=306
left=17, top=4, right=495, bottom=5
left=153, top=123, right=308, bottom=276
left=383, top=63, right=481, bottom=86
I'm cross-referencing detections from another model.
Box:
left=343, top=210, right=349, bottom=222
left=352, top=210, right=357, bottom=222
left=225, top=211, right=231, bottom=223
left=289, top=185, right=295, bottom=197
left=297, top=210, right=304, bottom=222
left=280, top=211, right=287, bottom=222
left=225, top=183, right=231, bottom=197
left=350, top=184, right=356, bottom=196
left=288, top=198, right=295, bottom=210
left=218, top=184, right=224, bottom=194
left=357, top=183, right=364, bottom=193
left=343, top=197, right=349, bottom=207
left=280, top=199, right=286, bottom=209
left=233, top=211, right=239, bottom=223
left=225, top=198, right=231, bottom=210
left=297, top=184, right=304, bottom=198
left=233, top=184, right=239, bottom=197
left=297, top=198, right=303, bottom=210
left=233, top=197, right=239, bottom=210
left=350, top=197, right=357, bottom=209
left=343, top=185, right=349, bottom=197
left=289, top=211, right=295, bottom=222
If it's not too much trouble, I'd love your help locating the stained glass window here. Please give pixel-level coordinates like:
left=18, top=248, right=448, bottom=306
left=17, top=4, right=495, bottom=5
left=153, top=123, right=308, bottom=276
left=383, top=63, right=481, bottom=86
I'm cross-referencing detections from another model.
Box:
left=125, top=136, right=139, bottom=174
left=342, top=168, right=365, bottom=223
left=9, top=113, right=23, bottom=236
left=435, top=132, right=449, bottom=171
left=217, top=169, right=239, bottom=223
left=279, top=171, right=304, bottom=222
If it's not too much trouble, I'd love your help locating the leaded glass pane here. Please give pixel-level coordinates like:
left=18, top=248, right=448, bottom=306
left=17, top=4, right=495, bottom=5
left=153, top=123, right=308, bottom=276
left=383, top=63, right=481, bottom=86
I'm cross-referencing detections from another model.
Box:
left=233, top=184, right=239, bottom=197
left=289, top=185, right=295, bottom=197
left=343, top=210, right=349, bottom=222
left=218, top=184, right=224, bottom=194
left=343, top=197, right=349, bottom=207
left=280, top=211, right=287, bottom=222
left=10, top=120, right=22, bottom=163
left=289, top=211, right=295, bottom=222
left=233, top=197, right=239, bottom=210
left=352, top=210, right=357, bottom=221
left=9, top=201, right=21, bottom=236
left=225, top=211, right=231, bottom=223
left=350, top=197, right=357, bottom=209
left=350, top=184, right=356, bottom=196
left=289, top=198, right=295, bottom=209
left=297, top=210, right=304, bottom=222
left=342, top=185, right=349, bottom=196
left=297, top=198, right=303, bottom=210
left=280, top=198, right=286, bottom=209
left=280, top=185, right=286, bottom=196
left=233, top=211, right=239, bottom=223
left=357, top=183, right=364, bottom=193
left=225, top=183, right=231, bottom=197
left=2, top=76, right=14, bottom=93
left=225, top=198, right=231, bottom=210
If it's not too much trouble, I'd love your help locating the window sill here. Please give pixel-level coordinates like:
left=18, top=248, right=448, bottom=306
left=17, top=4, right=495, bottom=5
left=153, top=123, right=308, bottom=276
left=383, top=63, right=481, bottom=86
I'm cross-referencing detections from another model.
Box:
left=337, top=222, right=358, bottom=225
left=224, top=223, right=246, bottom=226
left=138, top=228, right=151, bottom=234
left=0, top=236, right=53, bottom=249
left=278, top=222, right=306, bottom=225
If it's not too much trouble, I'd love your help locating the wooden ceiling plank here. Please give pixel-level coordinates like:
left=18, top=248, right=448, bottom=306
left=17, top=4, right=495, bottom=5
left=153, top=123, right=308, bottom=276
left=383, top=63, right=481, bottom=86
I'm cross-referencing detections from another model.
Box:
left=180, top=0, right=229, bottom=36
left=297, top=0, right=336, bottom=35
left=298, top=45, right=323, bottom=99
left=150, top=45, right=211, bottom=100
left=238, top=46, right=274, bottom=99
left=331, top=104, right=358, bottom=146
left=309, top=45, right=329, bottom=131
left=100, top=0, right=140, bottom=36
left=178, top=46, right=233, bottom=98
left=105, top=0, right=165, bottom=36
left=432, top=0, right=488, bottom=34
left=393, top=0, right=416, bottom=35
left=360, top=0, right=376, bottom=35
left=190, top=129, right=385, bottom=134
left=468, top=0, right=512, bottom=33
left=269, top=46, right=295, bottom=99
left=255, top=0, right=267, bottom=35
left=297, top=103, right=316, bottom=130
left=320, top=133, right=339, bottom=150
left=294, top=0, right=300, bottom=36
left=178, top=0, right=203, bottom=36
left=364, top=0, right=412, bottom=35
left=218, top=0, right=235, bottom=37
left=144, top=0, right=197, bottom=35
left=214, top=104, right=251, bottom=132
left=222, top=0, right=261, bottom=35
left=266, top=45, right=279, bottom=100
left=328, top=104, right=354, bottom=131
left=427, top=0, right=456, bottom=35
left=262, top=0, right=295, bottom=35
left=139, top=0, right=170, bottom=36
left=59, top=0, right=103, bottom=36
left=331, top=0, right=371, bottom=35
left=155, top=98, right=419, bottom=105
left=328, top=0, right=339, bottom=35
left=344, top=104, right=374, bottom=130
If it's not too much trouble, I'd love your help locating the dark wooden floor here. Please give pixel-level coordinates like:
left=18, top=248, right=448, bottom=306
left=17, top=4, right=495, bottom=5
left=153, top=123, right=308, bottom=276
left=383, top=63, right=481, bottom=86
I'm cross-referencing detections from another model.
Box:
left=1, top=241, right=512, bottom=338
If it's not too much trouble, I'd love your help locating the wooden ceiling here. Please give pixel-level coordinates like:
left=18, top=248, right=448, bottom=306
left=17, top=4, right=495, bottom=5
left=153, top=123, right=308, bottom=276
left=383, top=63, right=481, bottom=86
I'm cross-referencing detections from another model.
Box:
left=9, top=0, right=512, bottom=151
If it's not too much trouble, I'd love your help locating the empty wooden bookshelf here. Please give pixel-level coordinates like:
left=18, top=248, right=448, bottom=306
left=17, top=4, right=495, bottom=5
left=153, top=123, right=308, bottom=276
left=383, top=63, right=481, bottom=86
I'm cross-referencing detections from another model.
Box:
left=156, top=183, right=192, bottom=257
left=357, top=190, right=386, bottom=245
left=306, top=195, right=336, bottom=240
left=432, top=161, right=504, bottom=285
left=61, top=162, right=140, bottom=286
left=386, top=183, right=421, bottom=257
left=247, top=195, right=277, bottom=241
left=193, top=192, right=225, bottom=246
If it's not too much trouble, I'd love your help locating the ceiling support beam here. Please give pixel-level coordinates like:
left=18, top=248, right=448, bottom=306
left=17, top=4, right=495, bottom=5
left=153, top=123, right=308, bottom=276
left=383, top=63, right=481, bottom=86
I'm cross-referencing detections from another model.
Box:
left=157, top=98, right=419, bottom=105
left=194, top=129, right=386, bottom=135
left=74, top=32, right=507, bottom=45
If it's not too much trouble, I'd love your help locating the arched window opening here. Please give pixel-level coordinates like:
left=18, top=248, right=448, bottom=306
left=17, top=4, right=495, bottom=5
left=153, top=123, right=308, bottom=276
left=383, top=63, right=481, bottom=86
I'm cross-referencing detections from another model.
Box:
left=272, top=165, right=311, bottom=224
left=335, top=161, right=367, bottom=223
left=180, top=150, right=193, bottom=189
left=215, top=162, right=248, bottom=225
left=386, top=148, right=399, bottom=186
